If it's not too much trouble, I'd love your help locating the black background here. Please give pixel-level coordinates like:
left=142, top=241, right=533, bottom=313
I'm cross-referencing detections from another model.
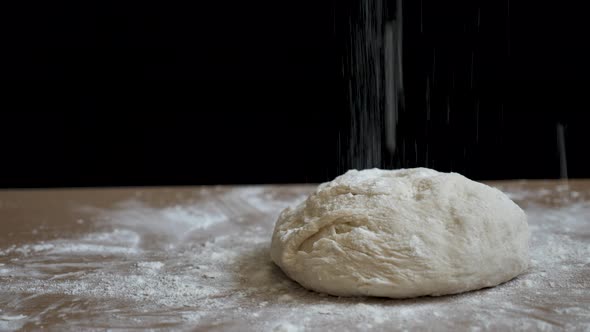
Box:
left=1, top=0, right=588, bottom=188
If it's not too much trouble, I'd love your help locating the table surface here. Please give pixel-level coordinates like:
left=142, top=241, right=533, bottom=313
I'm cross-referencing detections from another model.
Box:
left=0, top=180, right=589, bottom=331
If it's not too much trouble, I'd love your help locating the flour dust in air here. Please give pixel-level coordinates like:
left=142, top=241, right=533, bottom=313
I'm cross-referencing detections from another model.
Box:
left=344, top=0, right=404, bottom=171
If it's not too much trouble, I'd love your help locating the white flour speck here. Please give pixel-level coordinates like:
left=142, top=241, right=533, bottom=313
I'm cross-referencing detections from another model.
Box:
left=136, top=261, right=165, bottom=270
left=0, top=315, right=27, bottom=321
left=272, top=322, right=303, bottom=332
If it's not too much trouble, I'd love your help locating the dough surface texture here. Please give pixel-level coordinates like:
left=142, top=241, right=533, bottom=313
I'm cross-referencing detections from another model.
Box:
left=270, top=168, right=529, bottom=298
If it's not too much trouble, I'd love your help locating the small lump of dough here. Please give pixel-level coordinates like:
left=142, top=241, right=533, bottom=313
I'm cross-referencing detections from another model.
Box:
left=270, top=168, right=529, bottom=298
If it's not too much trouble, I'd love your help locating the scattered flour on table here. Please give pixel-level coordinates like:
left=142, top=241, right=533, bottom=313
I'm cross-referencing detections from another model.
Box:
left=0, top=314, right=27, bottom=331
left=0, top=315, right=27, bottom=321
left=0, top=185, right=589, bottom=331
left=273, top=322, right=304, bottom=332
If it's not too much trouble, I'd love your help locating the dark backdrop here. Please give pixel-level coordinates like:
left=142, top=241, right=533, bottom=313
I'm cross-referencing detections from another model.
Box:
left=1, top=0, right=588, bottom=187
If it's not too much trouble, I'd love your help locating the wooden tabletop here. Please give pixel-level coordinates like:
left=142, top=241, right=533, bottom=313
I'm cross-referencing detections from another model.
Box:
left=0, top=181, right=589, bottom=331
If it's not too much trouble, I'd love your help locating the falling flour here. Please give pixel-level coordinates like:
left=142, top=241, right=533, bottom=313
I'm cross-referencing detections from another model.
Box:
left=0, top=184, right=589, bottom=331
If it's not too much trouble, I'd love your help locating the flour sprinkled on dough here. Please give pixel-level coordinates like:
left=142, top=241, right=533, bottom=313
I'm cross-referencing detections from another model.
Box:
left=271, top=168, right=530, bottom=298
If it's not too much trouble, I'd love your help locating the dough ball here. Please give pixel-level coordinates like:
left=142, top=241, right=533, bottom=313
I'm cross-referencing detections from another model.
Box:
left=270, top=168, right=529, bottom=298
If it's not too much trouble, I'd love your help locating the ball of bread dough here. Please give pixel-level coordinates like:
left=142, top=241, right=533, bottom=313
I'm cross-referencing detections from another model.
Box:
left=270, top=168, right=529, bottom=298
